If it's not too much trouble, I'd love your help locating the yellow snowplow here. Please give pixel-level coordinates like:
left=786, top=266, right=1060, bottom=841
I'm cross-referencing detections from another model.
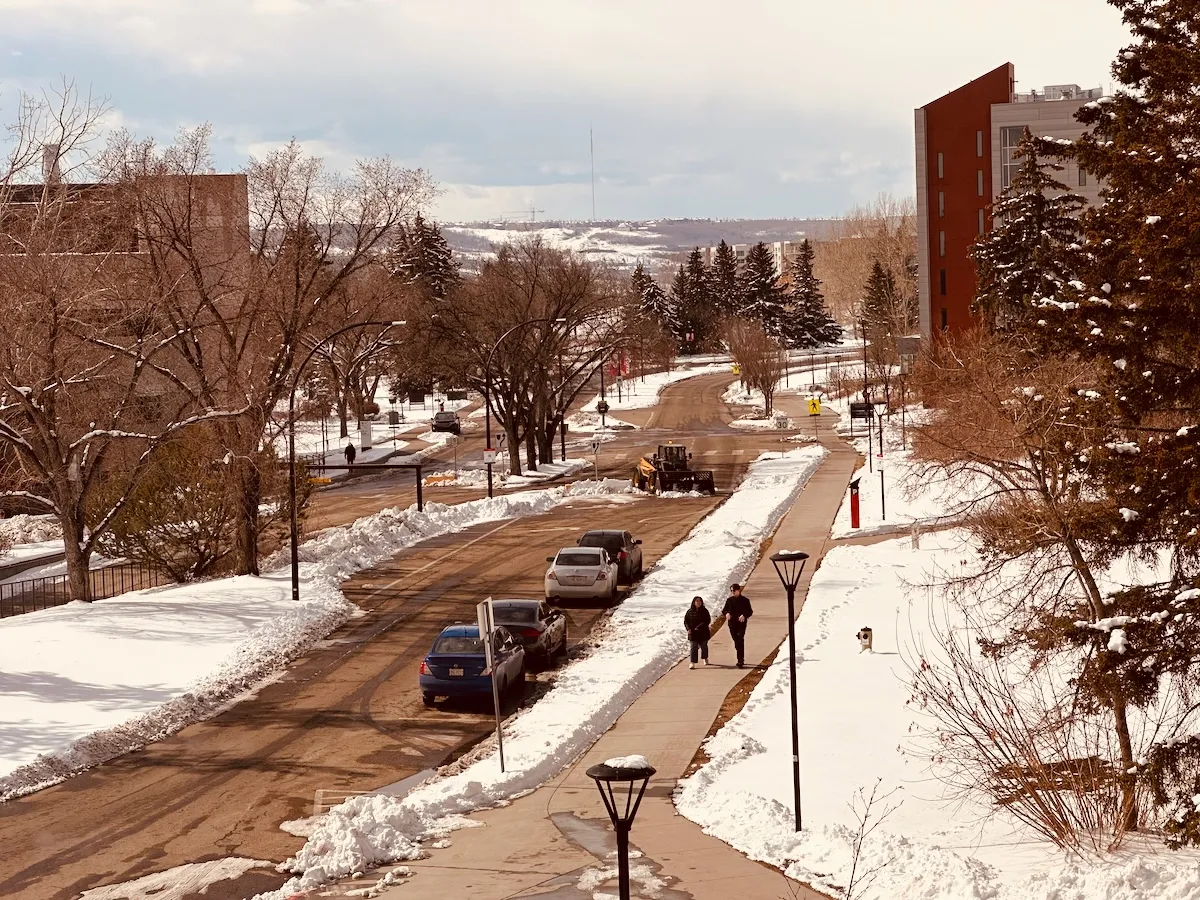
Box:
left=632, top=443, right=716, bottom=495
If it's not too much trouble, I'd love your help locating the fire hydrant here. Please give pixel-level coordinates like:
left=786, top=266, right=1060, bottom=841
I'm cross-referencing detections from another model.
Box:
left=856, top=626, right=873, bottom=653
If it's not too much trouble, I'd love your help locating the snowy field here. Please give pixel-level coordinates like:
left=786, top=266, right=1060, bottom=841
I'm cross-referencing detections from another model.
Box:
left=253, top=445, right=828, bottom=899
left=579, top=362, right=733, bottom=414
left=0, top=479, right=633, bottom=801
left=676, top=529, right=1200, bottom=900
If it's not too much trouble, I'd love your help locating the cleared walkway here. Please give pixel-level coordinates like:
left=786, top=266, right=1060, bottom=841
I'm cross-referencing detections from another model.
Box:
left=357, top=423, right=857, bottom=899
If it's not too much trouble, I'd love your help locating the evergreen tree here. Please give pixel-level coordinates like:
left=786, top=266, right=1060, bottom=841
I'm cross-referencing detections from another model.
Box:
left=389, top=213, right=459, bottom=301
left=969, top=127, right=1084, bottom=330
left=668, top=249, right=720, bottom=352
left=861, top=260, right=898, bottom=337
left=739, top=242, right=787, bottom=338
left=631, top=262, right=676, bottom=333
left=1000, top=1, right=1200, bottom=842
left=785, top=239, right=841, bottom=348
left=710, top=239, right=742, bottom=314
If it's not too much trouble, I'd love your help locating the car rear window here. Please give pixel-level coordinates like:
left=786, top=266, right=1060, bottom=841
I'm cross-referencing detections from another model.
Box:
left=556, top=550, right=602, bottom=566
left=435, top=412, right=455, bottom=421
left=494, top=607, right=537, bottom=624
left=580, top=533, right=621, bottom=550
left=432, top=635, right=482, bottom=654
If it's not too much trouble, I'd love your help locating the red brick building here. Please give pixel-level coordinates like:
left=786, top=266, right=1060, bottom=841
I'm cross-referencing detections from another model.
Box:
left=914, top=64, right=1103, bottom=338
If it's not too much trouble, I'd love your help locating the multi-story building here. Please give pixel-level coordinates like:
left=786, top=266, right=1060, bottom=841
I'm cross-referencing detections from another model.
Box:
left=698, top=240, right=807, bottom=278
left=914, top=63, right=1104, bottom=338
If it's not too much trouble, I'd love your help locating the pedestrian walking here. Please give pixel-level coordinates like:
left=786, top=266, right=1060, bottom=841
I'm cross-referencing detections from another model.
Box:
left=721, top=583, right=753, bottom=668
left=344, top=442, right=357, bottom=466
left=684, top=596, right=711, bottom=669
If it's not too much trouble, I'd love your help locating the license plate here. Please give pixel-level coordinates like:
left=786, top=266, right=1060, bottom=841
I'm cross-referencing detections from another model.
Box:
left=449, top=667, right=464, bottom=677
left=565, top=576, right=591, bottom=585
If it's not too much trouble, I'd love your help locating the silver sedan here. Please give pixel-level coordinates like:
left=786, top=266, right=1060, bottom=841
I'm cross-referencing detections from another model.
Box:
left=544, top=547, right=619, bottom=602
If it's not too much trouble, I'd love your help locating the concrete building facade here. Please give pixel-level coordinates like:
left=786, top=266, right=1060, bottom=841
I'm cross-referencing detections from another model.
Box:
left=914, top=64, right=1103, bottom=338
left=698, top=240, right=807, bottom=279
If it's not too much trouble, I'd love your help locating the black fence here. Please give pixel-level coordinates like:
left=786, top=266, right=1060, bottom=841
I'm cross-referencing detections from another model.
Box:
left=0, top=561, right=173, bottom=619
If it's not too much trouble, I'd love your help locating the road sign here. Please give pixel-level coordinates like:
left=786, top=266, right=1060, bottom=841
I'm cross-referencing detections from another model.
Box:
left=483, top=448, right=498, bottom=464
left=591, top=438, right=601, bottom=453
left=308, top=477, right=332, bottom=485
left=849, top=402, right=874, bottom=420
left=596, top=400, right=610, bottom=415
left=807, top=397, right=821, bottom=416
left=774, top=414, right=789, bottom=429
left=731, top=363, right=741, bottom=375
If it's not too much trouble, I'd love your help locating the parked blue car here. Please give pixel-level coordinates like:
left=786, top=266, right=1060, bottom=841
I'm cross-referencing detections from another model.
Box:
left=419, top=623, right=526, bottom=707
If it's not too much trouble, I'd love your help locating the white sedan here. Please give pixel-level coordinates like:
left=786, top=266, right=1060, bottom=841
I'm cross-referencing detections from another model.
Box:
left=544, top=547, right=619, bottom=602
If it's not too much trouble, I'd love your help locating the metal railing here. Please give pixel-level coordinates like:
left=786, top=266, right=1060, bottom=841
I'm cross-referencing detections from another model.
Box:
left=0, top=561, right=173, bottom=618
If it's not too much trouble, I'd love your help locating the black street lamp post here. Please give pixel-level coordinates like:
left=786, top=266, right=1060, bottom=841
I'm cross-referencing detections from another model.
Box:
left=483, top=317, right=568, bottom=499
left=289, top=320, right=405, bottom=604
left=769, top=549, right=810, bottom=832
left=586, top=758, right=656, bottom=900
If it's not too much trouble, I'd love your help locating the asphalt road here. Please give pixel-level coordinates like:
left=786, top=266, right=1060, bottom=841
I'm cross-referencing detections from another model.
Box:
left=0, top=367, right=795, bottom=900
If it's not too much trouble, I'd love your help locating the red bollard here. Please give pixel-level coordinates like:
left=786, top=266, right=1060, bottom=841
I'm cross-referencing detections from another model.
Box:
left=850, top=477, right=861, bottom=529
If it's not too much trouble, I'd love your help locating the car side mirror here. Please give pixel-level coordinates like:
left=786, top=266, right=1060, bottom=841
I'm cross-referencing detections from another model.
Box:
left=688, top=452, right=693, bottom=459
left=546, top=556, right=555, bottom=563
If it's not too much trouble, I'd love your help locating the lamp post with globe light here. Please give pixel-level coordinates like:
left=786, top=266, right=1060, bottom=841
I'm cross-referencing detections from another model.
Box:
left=770, top=549, right=810, bottom=832
left=586, top=756, right=656, bottom=900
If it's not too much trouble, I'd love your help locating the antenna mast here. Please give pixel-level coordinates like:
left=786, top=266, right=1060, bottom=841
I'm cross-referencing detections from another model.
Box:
left=590, top=126, right=596, bottom=222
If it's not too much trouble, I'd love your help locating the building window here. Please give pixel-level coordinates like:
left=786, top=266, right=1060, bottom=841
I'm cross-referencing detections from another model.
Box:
left=939, top=269, right=947, bottom=296
left=938, top=191, right=944, bottom=217
left=1000, top=125, right=1024, bottom=189
left=939, top=230, right=945, bottom=257
left=937, top=152, right=944, bottom=179
left=977, top=169, right=984, bottom=197
left=940, top=307, right=948, bottom=331
left=1079, top=167, right=1088, bottom=187
left=978, top=208, right=986, bottom=234
left=977, top=130, right=984, bottom=157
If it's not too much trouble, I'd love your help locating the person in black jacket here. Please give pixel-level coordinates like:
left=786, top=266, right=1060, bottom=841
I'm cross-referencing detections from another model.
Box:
left=721, top=583, right=753, bottom=668
left=683, top=596, right=711, bottom=669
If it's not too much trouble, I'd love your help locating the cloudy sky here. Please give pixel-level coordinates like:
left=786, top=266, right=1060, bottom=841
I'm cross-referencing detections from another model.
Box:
left=0, top=0, right=1131, bottom=222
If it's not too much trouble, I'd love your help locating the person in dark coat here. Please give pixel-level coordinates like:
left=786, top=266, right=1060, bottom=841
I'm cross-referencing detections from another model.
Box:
left=684, top=596, right=711, bottom=669
left=721, top=583, right=753, bottom=668
left=344, top=442, right=357, bottom=466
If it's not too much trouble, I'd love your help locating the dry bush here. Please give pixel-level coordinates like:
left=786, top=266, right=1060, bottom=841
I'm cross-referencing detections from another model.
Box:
left=724, top=320, right=785, bottom=415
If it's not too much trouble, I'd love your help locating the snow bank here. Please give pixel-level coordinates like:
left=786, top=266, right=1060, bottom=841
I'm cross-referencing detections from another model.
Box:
left=677, top=530, right=1200, bottom=900
left=0, top=479, right=633, bottom=801
left=255, top=445, right=828, bottom=899
left=0, top=513, right=62, bottom=547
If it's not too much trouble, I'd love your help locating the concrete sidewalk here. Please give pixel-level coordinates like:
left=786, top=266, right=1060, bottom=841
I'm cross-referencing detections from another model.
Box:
left=357, top=430, right=858, bottom=899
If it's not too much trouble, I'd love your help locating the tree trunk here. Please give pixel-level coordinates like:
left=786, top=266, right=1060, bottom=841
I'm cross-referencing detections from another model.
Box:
left=525, top=426, right=536, bottom=471
left=505, top=423, right=523, bottom=476
left=61, top=515, right=92, bottom=602
left=337, top=393, right=350, bottom=439
left=232, top=456, right=262, bottom=576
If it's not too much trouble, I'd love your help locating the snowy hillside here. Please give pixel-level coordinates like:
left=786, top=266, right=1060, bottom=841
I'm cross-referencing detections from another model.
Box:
left=442, top=218, right=844, bottom=273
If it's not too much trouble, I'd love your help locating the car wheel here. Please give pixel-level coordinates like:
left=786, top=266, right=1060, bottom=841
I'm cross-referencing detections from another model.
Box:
left=421, top=693, right=436, bottom=707
left=557, top=634, right=568, bottom=659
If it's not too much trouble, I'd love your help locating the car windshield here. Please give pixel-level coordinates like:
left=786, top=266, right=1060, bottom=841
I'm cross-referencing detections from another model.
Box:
left=580, top=533, right=621, bottom=550
left=435, top=412, right=455, bottom=421
left=494, top=607, right=537, bottom=624
left=556, top=550, right=602, bottom=567
left=432, top=635, right=483, bottom=654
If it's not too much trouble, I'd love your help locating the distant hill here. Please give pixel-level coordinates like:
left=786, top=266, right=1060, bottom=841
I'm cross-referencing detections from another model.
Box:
left=442, top=218, right=843, bottom=275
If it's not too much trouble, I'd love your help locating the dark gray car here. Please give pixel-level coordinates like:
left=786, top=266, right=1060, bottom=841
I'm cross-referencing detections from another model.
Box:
left=490, top=599, right=568, bottom=664
left=577, top=530, right=643, bottom=585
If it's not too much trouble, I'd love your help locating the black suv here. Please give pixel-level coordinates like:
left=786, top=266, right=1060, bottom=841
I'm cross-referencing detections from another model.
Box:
left=431, top=410, right=462, bottom=434
left=577, top=530, right=643, bottom=585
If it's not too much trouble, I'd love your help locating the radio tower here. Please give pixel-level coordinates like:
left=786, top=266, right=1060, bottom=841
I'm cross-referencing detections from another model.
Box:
left=590, top=126, right=596, bottom=222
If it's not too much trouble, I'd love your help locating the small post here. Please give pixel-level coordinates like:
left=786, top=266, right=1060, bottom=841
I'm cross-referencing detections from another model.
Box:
left=416, top=465, right=424, bottom=512
left=879, top=465, right=885, bottom=521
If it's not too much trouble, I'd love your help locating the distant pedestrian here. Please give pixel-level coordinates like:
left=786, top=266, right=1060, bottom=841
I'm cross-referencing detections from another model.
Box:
left=439, top=401, right=445, bottom=412
left=684, top=596, right=711, bottom=669
left=344, top=442, right=357, bottom=466
left=721, top=583, right=754, bottom=668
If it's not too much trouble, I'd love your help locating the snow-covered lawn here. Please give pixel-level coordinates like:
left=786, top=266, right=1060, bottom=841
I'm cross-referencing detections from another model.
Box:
left=0, top=479, right=633, bottom=802
left=580, top=362, right=733, bottom=413
left=676, top=529, right=1200, bottom=900
left=255, top=445, right=828, bottom=899
left=829, top=406, right=987, bottom=539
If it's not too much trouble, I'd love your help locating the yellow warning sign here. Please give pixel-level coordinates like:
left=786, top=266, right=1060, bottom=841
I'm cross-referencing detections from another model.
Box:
left=731, top=363, right=741, bottom=375
left=807, top=397, right=822, bottom=416
left=309, top=477, right=332, bottom=485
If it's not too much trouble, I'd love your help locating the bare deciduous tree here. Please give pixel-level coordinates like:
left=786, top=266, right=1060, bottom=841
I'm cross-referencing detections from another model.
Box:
left=725, top=320, right=785, bottom=415
left=108, top=128, right=435, bottom=574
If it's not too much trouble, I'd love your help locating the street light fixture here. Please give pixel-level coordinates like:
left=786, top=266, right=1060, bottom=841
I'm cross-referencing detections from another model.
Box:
left=586, top=757, right=656, bottom=900
left=483, top=317, right=569, bottom=499
left=769, top=549, right=810, bottom=832
left=873, top=397, right=888, bottom=460
left=288, top=320, right=405, bottom=604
